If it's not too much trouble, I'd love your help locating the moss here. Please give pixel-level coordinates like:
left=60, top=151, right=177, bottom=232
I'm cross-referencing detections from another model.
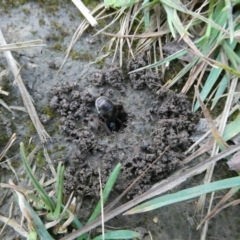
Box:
left=70, top=51, right=94, bottom=61
left=31, top=31, right=38, bottom=35
left=96, top=59, right=104, bottom=69
left=51, top=21, right=63, bottom=32
left=52, top=43, right=66, bottom=52
left=7, top=0, right=28, bottom=7
left=25, top=120, right=36, bottom=135
left=58, top=145, right=66, bottom=151
left=43, top=5, right=58, bottom=13
left=53, top=123, right=61, bottom=134
left=22, top=7, right=30, bottom=14
left=81, top=0, right=99, bottom=9
left=229, top=109, right=240, bottom=121
left=49, top=33, right=64, bottom=42
left=69, top=13, right=76, bottom=20
left=37, top=0, right=59, bottom=12
left=0, top=134, right=9, bottom=144
left=41, top=106, right=55, bottom=118
left=36, top=151, right=45, bottom=165
left=1, top=74, right=11, bottom=93
left=98, top=19, right=107, bottom=28
left=50, top=145, right=66, bottom=154
left=209, top=97, right=226, bottom=119
left=39, top=18, right=46, bottom=26
left=25, top=143, right=37, bottom=153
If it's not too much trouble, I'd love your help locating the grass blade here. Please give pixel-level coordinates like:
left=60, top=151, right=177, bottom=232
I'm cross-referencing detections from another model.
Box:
left=124, top=176, right=240, bottom=214
left=193, top=54, right=223, bottom=111
left=92, top=230, right=140, bottom=240
left=160, top=0, right=228, bottom=34
left=129, top=49, right=188, bottom=73
left=211, top=74, right=228, bottom=109
left=223, top=116, right=240, bottom=141
left=195, top=86, right=228, bottom=151
left=24, top=195, right=54, bottom=240
left=47, top=163, right=65, bottom=221
left=20, top=142, right=55, bottom=212
left=87, top=163, right=121, bottom=223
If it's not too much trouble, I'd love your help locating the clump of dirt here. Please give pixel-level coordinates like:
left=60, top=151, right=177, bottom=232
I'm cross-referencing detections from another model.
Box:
left=49, top=55, right=199, bottom=198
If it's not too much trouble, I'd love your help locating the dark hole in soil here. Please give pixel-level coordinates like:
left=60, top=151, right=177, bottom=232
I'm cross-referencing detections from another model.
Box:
left=105, top=106, right=128, bottom=132
left=95, top=96, right=128, bottom=132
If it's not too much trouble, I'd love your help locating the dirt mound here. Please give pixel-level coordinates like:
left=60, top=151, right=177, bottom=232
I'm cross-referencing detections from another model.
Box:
left=49, top=56, right=199, bottom=198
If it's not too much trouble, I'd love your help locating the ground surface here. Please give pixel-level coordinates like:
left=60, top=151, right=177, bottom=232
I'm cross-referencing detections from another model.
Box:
left=0, top=2, right=240, bottom=240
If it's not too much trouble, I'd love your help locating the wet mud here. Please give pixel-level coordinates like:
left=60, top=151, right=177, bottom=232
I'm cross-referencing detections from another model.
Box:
left=49, top=55, right=200, bottom=198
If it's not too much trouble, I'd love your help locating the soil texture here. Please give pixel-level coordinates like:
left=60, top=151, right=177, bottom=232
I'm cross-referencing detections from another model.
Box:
left=49, top=55, right=200, bottom=198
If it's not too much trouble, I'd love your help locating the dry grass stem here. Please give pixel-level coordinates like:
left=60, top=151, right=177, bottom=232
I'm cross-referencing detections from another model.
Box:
left=6, top=157, right=19, bottom=183
left=0, top=30, right=50, bottom=143
left=148, top=231, right=153, bottom=240
left=0, top=99, right=14, bottom=115
left=72, top=0, right=98, bottom=27
left=0, top=39, right=46, bottom=52
left=39, top=174, right=46, bottom=185
left=197, top=187, right=240, bottom=229
left=58, top=3, right=105, bottom=72
left=98, top=168, right=105, bottom=240
left=0, top=214, right=28, bottom=238
left=45, top=192, right=74, bottom=230
left=0, top=202, right=13, bottom=237
left=185, top=104, right=240, bottom=157
left=181, top=62, right=207, bottom=94
left=182, top=138, right=214, bottom=165
left=93, top=7, right=125, bottom=38
left=199, top=77, right=238, bottom=238
left=0, top=87, right=9, bottom=96
left=102, top=29, right=170, bottom=39
left=43, top=147, right=57, bottom=177
left=0, top=133, right=17, bottom=162
left=9, top=106, right=27, bottom=113
left=0, top=69, right=8, bottom=78
left=58, top=213, right=75, bottom=233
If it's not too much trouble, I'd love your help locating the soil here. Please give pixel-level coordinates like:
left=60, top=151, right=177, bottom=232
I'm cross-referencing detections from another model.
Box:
left=49, top=55, right=199, bottom=198
left=0, top=2, right=240, bottom=240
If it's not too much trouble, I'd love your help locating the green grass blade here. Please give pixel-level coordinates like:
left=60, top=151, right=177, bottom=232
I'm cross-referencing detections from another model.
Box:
left=160, top=0, right=228, bottom=34
left=125, top=176, right=240, bottom=214
left=205, top=0, right=215, bottom=39
left=20, top=142, right=55, bottom=212
left=27, top=231, right=38, bottom=240
left=104, top=0, right=136, bottom=7
left=223, top=116, right=240, bottom=141
left=211, top=74, right=228, bottom=109
left=143, top=0, right=150, bottom=29
left=92, top=230, right=140, bottom=240
left=221, top=41, right=239, bottom=69
left=129, top=49, right=188, bottom=73
left=167, top=56, right=199, bottom=88
left=209, top=59, right=240, bottom=77
left=224, top=0, right=234, bottom=43
left=54, top=163, right=64, bottom=217
left=163, top=4, right=176, bottom=38
left=46, top=163, right=65, bottom=221
left=87, top=163, right=121, bottom=223
left=193, top=55, right=222, bottom=111
left=22, top=195, right=54, bottom=240
left=72, top=217, right=88, bottom=240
